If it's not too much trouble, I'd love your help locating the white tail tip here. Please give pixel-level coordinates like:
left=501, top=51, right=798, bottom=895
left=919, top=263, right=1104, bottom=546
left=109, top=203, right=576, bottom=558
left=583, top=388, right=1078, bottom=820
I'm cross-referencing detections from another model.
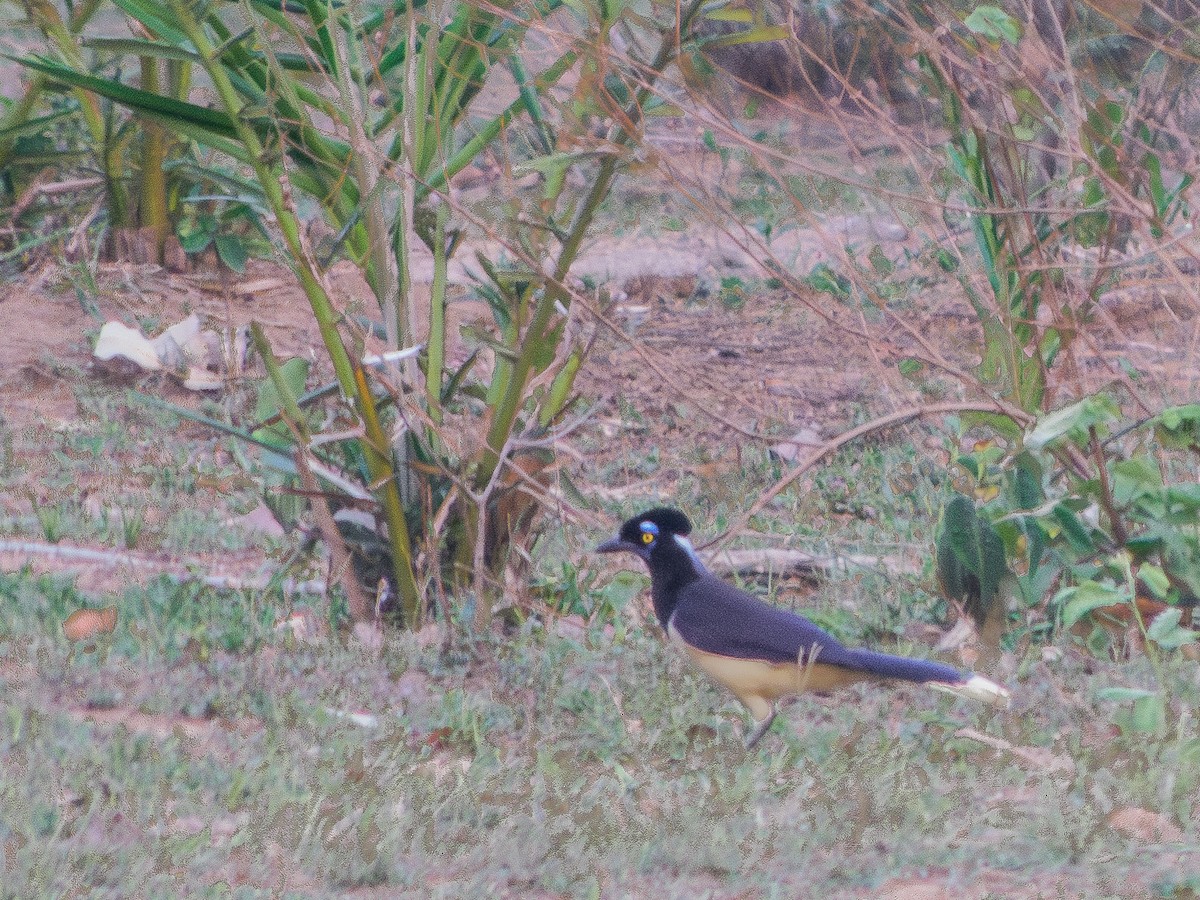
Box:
left=929, top=674, right=1011, bottom=708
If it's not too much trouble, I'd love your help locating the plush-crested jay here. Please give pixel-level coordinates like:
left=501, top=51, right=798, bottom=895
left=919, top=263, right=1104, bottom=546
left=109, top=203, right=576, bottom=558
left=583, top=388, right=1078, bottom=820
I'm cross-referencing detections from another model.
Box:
left=597, top=507, right=1010, bottom=747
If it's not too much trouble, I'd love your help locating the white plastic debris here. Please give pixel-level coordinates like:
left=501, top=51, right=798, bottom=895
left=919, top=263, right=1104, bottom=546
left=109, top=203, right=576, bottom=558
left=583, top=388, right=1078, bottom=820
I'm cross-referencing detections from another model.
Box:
left=93, top=321, right=163, bottom=370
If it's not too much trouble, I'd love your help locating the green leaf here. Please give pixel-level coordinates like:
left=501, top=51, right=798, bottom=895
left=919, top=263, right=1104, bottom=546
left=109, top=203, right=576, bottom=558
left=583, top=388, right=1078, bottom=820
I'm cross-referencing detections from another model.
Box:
left=1146, top=606, right=1198, bottom=649
left=1139, top=564, right=1171, bottom=599
left=252, top=356, right=310, bottom=449
left=80, top=37, right=203, bottom=64
left=1101, top=688, right=1166, bottom=735
left=214, top=232, right=249, bottom=273
left=1051, top=504, right=1096, bottom=555
left=1110, top=457, right=1163, bottom=505
left=177, top=214, right=217, bottom=253
left=1156, top=404, right=1200, bottom=451
left=1131, top=694, right=1167, bottom=734
left=960, top=411, right=1023, bottom=444
left=1095, top=687, right=1157, bottom=702
left=867, top=245, right=893, bottom=276
left=11, top=55, right=238, bottom=137
left=1057, top=580, right=1127, bottom=628
left=1026, top=395, right=1121, bottom=449
left=1146, top=150, right=1166, bottom=217
left=515, top=151, right=589, bottom=179
left=1009, top=453, right=1045, bottom=507
left=964, top=6, right=1022, bottom=44
left=1165, top=483, right=1200, bottom=511
left=706, top=24, right=791, bottom=48
left=806, top=264, right=850, bottom=299
left=255, top=357, right=310, bottom=420
left=936, top=494, right=1007, bottom=626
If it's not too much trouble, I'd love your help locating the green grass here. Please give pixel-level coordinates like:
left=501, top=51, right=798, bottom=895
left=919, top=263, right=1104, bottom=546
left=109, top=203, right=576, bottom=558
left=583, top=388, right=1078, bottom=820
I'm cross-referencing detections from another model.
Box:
left=4, top=565, right=1200, bottom=896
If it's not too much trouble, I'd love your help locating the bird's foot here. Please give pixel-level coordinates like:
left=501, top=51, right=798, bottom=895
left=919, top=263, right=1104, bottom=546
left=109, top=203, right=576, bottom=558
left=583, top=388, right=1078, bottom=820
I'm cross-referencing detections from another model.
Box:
left=745, top=712, right=777, bottom=749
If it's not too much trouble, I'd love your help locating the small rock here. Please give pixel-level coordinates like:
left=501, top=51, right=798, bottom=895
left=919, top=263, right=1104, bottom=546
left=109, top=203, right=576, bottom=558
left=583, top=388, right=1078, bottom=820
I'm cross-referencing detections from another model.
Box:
left=770, top=425, right=824, bottom=462
left=226, top=503, right=285, bottom=539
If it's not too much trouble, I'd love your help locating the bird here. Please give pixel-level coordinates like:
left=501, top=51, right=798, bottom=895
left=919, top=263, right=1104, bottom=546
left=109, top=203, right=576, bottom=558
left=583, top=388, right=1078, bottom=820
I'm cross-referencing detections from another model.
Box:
left=597, top=507, right=1011, bottom=748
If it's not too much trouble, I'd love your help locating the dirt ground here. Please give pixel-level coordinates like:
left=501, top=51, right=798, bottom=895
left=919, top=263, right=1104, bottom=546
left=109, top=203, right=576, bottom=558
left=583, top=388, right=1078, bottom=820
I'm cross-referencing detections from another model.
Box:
left=1, top=185, right=1195, bottom=475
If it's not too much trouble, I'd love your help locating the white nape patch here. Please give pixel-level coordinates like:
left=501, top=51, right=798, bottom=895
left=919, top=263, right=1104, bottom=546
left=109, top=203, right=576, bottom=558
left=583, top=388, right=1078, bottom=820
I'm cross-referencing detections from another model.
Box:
left=667, top=614, right=686, bottom=648
left=666, top=610, right=685, bottom=646
left=672, top=534, right=709, bottom=574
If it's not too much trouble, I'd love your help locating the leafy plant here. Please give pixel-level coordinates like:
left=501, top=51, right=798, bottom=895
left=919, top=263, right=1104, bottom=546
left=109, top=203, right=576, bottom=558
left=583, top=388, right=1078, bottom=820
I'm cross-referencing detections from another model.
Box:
left=939, top=399, right=1200, bottom=656
left=1, top=0, right=196, bottom=263
left=892, top=5, right=1200, bottom=656
left=665, top=0, right=1199, bottom=663
left=20, top=0, right=710, bottom=633
left=171, top=160, right=272, bottom=271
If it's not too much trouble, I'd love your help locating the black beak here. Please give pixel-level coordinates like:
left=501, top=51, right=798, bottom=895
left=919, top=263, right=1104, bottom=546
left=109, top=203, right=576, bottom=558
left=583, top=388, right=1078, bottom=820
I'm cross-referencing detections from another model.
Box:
left=596, top=536, right=637, bottom=554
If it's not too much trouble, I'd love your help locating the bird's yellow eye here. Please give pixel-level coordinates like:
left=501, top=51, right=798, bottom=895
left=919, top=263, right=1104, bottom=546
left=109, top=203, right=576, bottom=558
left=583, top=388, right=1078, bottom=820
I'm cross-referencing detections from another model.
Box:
left=641, top=531, right=654, bottom=544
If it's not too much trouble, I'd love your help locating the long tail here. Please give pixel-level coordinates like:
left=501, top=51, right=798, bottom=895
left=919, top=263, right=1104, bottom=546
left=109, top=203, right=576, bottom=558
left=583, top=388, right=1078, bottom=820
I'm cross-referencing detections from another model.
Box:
left=838, top=648, right=1011, bottom=708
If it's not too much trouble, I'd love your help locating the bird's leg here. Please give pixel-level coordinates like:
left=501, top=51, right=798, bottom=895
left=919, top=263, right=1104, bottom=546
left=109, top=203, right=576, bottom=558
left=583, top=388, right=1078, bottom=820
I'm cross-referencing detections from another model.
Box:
left=745, top=708, right=776, bottom=749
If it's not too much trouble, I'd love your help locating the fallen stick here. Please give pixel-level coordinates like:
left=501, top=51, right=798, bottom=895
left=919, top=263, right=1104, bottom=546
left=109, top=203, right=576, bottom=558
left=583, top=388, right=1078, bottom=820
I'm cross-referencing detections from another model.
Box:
left=0, top=539, right=326, bottom=596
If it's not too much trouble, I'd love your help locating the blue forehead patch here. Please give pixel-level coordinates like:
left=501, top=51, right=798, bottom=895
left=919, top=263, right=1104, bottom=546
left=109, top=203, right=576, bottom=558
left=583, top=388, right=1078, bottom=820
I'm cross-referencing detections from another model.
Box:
left=639, top=521, right=659, bottom=536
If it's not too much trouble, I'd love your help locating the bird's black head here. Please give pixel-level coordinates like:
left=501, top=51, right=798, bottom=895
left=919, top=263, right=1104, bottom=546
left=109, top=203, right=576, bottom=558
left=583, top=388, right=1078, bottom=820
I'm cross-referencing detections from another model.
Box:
left=597, top=507, right=705, bottom=628
left=596, top=507, right=694, bottom=563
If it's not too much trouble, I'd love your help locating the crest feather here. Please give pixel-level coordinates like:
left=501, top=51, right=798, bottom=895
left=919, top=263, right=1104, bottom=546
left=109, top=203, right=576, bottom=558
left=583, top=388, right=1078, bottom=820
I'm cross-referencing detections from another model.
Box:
left=619, top=507, right=692, bottom=542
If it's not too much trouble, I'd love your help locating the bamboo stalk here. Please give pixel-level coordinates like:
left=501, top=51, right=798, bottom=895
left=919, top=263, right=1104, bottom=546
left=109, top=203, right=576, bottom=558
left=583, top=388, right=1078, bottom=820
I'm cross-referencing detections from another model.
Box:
left=171, top=0, right=424, bottom=625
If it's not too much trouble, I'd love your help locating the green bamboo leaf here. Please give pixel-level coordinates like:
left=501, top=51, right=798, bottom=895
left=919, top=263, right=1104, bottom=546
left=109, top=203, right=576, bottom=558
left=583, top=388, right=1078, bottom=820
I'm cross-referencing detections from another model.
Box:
left=141, top=110, right=255, bottom=163
left=703, top=7, right=753, bottom=23
left=0, top=227, right=77, bottom=263
left=0, top=108, right=75, bottom=142
left=540, top=350, right=582, bottom=428
left=508, top=54, right=553, bottom=155
left=111, top=0, right=192, bottom=46
left=706, top=24, right=791, bottom=48
left=11, top=55, right=238, bottom=136
left=299, top=0, right=340, bottom=76
left=253, top=51, right=326, bottom=73
left=80, top=37, right=202, bottom=64
left=129, top=391, right=292, bottom=457
left=418, top=46, right=576, bottom=196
